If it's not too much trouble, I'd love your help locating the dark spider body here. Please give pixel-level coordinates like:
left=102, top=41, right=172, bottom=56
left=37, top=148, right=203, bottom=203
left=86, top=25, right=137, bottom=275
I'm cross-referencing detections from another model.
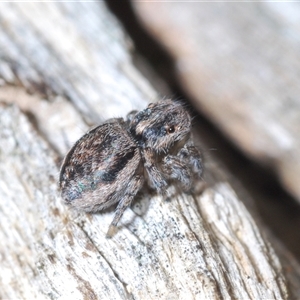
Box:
left=59, top=99, right=203, bottom=236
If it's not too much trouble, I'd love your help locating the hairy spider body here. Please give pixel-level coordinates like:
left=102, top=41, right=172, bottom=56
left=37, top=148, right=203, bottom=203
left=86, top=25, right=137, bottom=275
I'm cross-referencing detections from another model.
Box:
left=59, top=99, right=203, bottom=236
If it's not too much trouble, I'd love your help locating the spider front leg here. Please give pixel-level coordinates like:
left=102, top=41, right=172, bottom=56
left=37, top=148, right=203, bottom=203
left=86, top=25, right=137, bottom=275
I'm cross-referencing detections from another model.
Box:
left=126, top=110, right=138, bottom=123
left=142, top=148, right=168, bottom=195
left=161, top=154, right=192, bottom=192
left=177, top=141, right=203, bottom=177
left=161, top=142, right=203, bottom=192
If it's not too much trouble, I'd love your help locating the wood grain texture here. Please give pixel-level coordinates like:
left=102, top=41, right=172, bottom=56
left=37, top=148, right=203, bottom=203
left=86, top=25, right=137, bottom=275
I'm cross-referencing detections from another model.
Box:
left=132, top=2, right=300, bottom=203
left=0, top=2, right=297, bottom=299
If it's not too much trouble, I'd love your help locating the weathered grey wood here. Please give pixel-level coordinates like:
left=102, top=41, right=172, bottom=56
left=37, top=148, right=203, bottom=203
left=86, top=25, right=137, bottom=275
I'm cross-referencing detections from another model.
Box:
left=0, top=2, right=297, bottom=299
left=0, top=2, right=156, bottom=143
left=133, top=2, right=300, bottom=203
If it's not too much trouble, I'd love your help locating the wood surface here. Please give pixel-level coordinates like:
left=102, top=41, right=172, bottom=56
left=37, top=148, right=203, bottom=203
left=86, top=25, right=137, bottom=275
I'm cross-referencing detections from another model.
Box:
left=0, top=2, right=297, bottom=299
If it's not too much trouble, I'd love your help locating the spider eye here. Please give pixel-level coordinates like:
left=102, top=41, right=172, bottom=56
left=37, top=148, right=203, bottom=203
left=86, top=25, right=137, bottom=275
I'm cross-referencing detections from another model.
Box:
left=167, top=126, right=175, bottom=134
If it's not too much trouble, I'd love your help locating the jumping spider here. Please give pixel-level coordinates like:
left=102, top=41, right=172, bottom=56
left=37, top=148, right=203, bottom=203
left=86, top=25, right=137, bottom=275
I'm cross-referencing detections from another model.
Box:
left=59, top=99, right=203, bottom=236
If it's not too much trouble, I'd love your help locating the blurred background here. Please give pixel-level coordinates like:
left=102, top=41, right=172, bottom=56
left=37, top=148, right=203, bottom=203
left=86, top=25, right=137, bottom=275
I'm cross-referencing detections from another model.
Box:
left=106, top=1, right=300, bottom=259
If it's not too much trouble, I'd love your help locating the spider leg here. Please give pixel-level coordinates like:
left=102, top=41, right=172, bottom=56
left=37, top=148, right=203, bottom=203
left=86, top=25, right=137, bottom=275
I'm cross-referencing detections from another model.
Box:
left=142, top=148, right=168, bottom=194
left=177, top=142, right=203, bottom=177
left=107, top=174, right=144, bottom=237
left=126, top=110, right=138, bottom=123
left=161, top=154, right=192, bottom=192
